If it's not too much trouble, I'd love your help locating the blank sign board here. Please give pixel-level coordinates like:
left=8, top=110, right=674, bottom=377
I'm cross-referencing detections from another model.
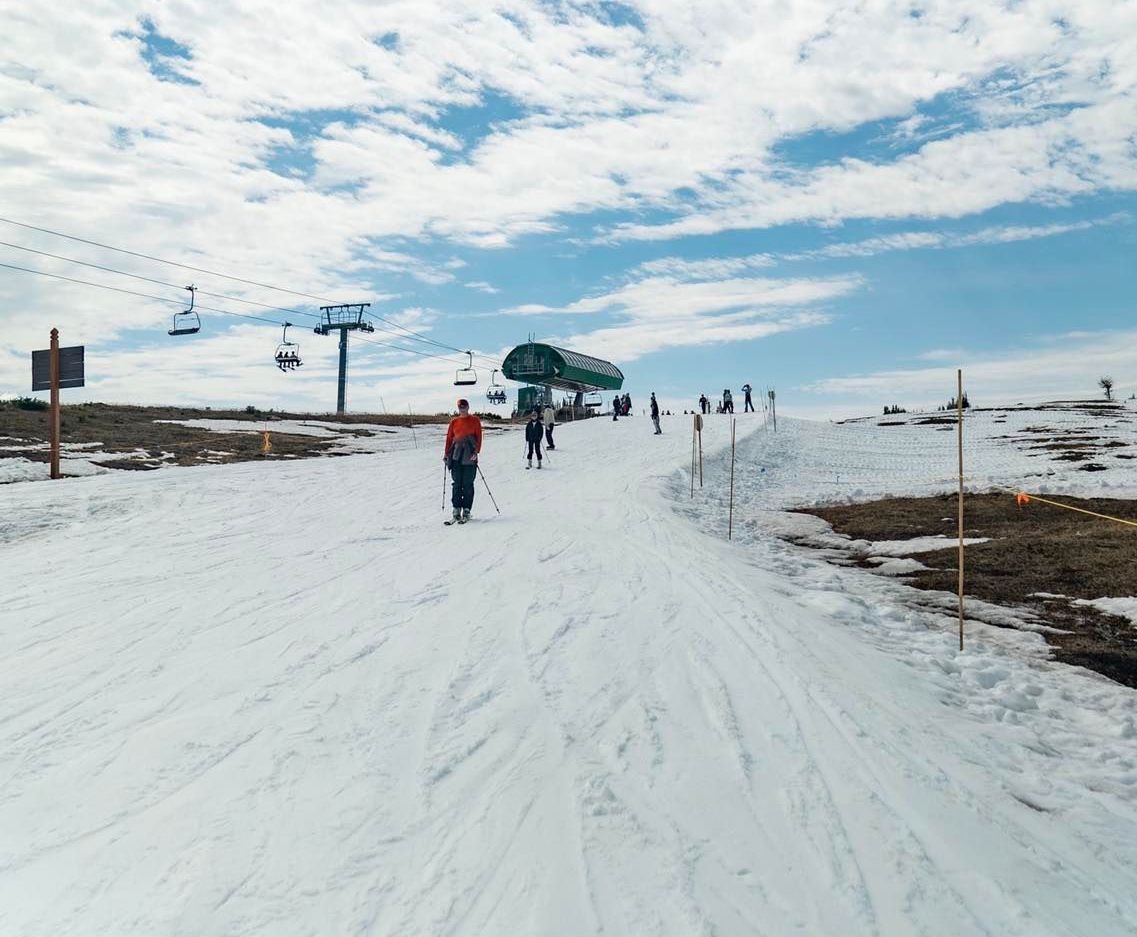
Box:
left=32, top=346, right=85, bottom=391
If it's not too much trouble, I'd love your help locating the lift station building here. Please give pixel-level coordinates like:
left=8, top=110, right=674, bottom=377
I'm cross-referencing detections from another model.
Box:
left=501, top=342, right=624, bottom=415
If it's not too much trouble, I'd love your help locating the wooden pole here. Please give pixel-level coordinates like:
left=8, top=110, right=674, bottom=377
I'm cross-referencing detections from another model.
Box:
left=691, top=425, right=700, bottom=491
left=957, top=368, right=964, bottom=651
left=690, top=415, right=696, bottom=498
left=728, top=418, right=736, bottom=540
left=49, top=328, right=61, bottom=480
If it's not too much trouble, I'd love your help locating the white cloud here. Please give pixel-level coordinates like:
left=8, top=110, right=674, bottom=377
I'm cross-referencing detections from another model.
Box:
left=505, top=274, right=863, bottom=318
left=3, top=0, right=1136, bottom=412
left=464, top=281, right=500, bottom=293
left=795, top=329, right=1137, bottom=418
left=510, top=272, right=862, bottom=363
left=4, top=0, right=1135, bottom=263
left=632, top=253, right=776, bottom=280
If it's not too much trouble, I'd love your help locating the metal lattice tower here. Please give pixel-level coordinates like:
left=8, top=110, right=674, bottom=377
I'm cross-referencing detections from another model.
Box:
left=314, top=303, right=373, bottom=414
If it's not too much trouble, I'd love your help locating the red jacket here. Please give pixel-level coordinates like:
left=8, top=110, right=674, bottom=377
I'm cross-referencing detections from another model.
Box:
left=444, top=414, right=483, bottom=463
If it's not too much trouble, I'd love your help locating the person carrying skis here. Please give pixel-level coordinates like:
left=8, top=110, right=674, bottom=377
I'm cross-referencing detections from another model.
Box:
left=741, top=383, right=754, bottom=412
left=443, top=398, right=482, bottom=523
left=650, top=392, right=662, bottom=435
left=525, top=410, right=544, bottom=468
left=542, top=403, right=556, bottom=449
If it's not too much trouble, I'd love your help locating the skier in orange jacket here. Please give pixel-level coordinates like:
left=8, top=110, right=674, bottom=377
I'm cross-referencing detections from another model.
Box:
left=443, top=399, right=483, bottom=523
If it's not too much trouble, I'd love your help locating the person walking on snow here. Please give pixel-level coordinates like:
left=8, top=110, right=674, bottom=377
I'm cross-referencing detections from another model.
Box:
left=612, top=394, right=620, bottom=421
left=650, top=393, right=662, bottom=434
left=525, top=410, right=544, bottom=468
left=443, top=398, right=483, bottom=523
left=699, top=393, right=709, bottom=415
left=742, top=383, right=754, bottom=412
left=722, top=388, right=734, bottom=414
left=542, top=403, right=556, bottom=449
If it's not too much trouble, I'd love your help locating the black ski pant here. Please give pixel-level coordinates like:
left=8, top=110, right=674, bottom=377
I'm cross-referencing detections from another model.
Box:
left=450, top=463, right=477, bottom=510
left=544, top=425, right=554, bottom=447
left=527, top=440, right=542, bottom=462
left=744, top=395, right=754, bottom=412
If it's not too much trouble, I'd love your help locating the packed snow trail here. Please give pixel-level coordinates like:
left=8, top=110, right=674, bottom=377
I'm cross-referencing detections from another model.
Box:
left=2, top=413, right=1136, bottom=935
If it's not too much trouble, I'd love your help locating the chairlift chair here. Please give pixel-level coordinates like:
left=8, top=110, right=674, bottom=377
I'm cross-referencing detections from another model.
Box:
left=275, top=322, right=302, bottom=371
left=168, top=285, right=200, bottom=336
left=454, top=351, right=478, bottom=386
left=584, top=391, right=602, bottom=408
left=485, top=368, right=506, bottom=404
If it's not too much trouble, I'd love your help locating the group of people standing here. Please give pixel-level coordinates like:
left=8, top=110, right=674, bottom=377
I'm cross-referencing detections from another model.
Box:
left=611, top=392, right=633, bottom=420
left=698, top=384, right=754, bottom=415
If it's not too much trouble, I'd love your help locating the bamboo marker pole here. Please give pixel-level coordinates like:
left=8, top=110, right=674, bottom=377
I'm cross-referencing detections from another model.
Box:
left=691, top=425, right=700, bottom=491
left=957, top=369, right=965, bottom=651
left=690, top=415, right=697, bottom=498
left=728, top=417, right=737, bottom=540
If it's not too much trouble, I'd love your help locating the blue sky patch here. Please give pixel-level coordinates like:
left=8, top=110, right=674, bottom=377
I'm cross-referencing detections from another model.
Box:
left=128, top=17, right=199, bottom=86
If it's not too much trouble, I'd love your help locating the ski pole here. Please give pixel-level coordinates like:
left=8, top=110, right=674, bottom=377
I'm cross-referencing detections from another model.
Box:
left=442, top=461, right=447, bottom=511
left=477, top=464, right=502, bottom=514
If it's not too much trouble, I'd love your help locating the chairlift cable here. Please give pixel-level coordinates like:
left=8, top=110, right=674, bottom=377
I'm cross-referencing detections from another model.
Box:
left=0, top=261, right=485, bottom=364
left=0, top=239, right=467, bottom=360
left=0, top=238, right=487, bottom=364
left=0, top=216, right=503, bottom=366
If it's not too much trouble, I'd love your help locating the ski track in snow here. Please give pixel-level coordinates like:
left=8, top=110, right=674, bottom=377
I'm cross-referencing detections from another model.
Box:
left=1, top=410, right=1136, bottom=935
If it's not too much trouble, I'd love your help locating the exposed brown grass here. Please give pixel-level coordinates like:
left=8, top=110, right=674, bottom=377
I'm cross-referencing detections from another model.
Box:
left=795, top=492, right=1137, bottom=688
left=0, top=402, right=459, bottom=474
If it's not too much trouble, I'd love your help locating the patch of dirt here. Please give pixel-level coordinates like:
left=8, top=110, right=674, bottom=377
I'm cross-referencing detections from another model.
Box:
left=792, top=492, right=1137, bottom=688
left=0, top=402, right=457, bottom=472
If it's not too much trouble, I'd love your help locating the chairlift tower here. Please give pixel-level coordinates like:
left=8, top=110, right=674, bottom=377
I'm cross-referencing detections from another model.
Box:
left=314, top=303, right=373, bottom=415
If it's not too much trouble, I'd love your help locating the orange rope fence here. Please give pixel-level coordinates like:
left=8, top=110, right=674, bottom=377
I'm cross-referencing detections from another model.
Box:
left=1010, top=489, right=1137, bottom=530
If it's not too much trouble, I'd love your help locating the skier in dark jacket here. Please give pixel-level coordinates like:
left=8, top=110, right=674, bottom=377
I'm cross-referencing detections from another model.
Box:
left=742, top=383, right=754, bottom=412
left=443, top=399, right=482, bottom=523
left=525, top=410, right=544, bottom=468
left=650, top=392, right=662, bottom=435
left=612, top=395, right=620, bottom=421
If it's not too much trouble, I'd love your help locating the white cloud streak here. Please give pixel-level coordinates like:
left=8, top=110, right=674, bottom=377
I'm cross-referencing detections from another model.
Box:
left=794, top=330, right=1137, bottom=419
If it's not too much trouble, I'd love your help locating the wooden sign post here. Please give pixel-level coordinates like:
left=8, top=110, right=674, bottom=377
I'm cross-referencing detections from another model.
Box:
left=31, top=329, right=85, bottom=480
left=49, top=329, right=60, bottom=479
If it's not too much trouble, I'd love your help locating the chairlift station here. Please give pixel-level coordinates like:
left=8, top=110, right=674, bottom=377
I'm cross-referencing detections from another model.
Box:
left=501, top=342, right=623, bottom=413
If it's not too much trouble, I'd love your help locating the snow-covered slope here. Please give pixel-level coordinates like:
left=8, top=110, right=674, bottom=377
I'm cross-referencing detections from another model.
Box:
left=2, top=412, right=1135, bottom=936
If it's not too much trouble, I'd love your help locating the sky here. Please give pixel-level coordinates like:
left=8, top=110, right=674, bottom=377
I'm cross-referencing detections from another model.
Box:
left=1, top=0, right=1135, bottom=419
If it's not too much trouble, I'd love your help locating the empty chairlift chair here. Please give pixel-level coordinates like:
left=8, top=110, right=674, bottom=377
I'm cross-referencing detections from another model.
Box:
left=454, top=351, right=478, bottom=386
left=168, top=285, right=200, bottom=336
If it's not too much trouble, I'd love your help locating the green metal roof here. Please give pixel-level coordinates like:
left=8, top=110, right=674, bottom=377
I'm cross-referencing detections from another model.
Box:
left=501, top=343, right=624, bottom=392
